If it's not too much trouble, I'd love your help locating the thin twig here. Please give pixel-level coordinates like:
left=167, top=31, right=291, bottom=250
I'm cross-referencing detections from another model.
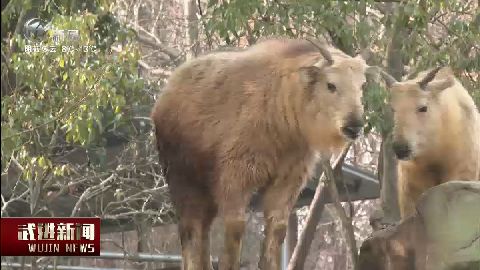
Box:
left=197, top=0, right=203, bottom=16
left=70, top=173, right=117, bottom=217
left=1, top=190, right=30, bottom=216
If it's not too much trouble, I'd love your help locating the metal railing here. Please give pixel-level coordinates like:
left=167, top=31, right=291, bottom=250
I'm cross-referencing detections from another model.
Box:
left=1, top=251, right=187, bottom=270
left=75, top=251, right=184, bottom=263
left=1, top=263, right=126, bottom=270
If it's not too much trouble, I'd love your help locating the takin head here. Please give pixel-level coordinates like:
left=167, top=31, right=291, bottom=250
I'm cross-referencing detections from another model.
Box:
left=381, top=67, right=456, bottom=160
left=294, top=39, right=380, bottom=147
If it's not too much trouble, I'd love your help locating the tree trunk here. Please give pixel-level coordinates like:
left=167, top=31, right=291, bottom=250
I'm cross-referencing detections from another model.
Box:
left=334, top=253, right=347, bottom=270
left=286, top=212, right=298, bottom=260
left=377, top=134, right=400, bottom=225
left=373, top=2, right=409, bottom=227
left=135, top=215, right=153, bottom=270
left=184, top=0, right=199, bottom=60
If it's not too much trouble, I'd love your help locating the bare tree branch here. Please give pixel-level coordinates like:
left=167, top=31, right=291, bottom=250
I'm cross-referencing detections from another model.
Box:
left=70, top=173, right=117, bottom=217
left=1, top=190, right=29, bottom=216
left=322, top=155, right=359, bottom=270
left=288, top=144, right=352, bottom=270
left=138, top=59, right=172, bottom=77
left=135, top=27, right=182, bottom=60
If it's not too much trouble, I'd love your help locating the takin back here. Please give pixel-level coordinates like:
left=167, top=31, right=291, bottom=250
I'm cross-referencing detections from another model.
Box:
left=151, top=38, right=377, bottom=270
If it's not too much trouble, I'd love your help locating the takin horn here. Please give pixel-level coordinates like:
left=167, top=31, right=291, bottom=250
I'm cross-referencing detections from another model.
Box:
left=418, top=66, right=442, bottom=90
left=306, top=37, right=334, bottom=66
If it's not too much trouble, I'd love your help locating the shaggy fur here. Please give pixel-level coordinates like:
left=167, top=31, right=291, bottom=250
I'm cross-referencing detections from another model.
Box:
left=388, top=67, right=480, bottom=218
left=151, top=38, right=371, bottom=270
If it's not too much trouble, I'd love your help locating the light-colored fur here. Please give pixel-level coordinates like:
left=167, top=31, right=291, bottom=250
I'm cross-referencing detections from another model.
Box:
left=389, top=67, right=480, bottom=218
left=151, top=38, right=370, bottom=270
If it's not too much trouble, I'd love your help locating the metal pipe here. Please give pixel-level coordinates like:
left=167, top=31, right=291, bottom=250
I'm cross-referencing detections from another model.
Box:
left=76, top=251, right=183, bottom=263
left=281, top=241, right=288, bottom=270
left=85, top=251, right=218, bottom=264
left=1, top=263, right=127, bottom=270
left=342, top=164, right=378, bottom=184
left=2, top=251, right=220, bottom=268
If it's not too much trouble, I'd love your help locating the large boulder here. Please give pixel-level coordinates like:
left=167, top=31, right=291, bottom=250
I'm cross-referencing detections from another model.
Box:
left=359, top=181, right=480, bottom=270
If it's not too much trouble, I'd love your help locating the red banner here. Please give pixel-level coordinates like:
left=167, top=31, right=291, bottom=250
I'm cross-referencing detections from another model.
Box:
left=0, top=217, right=100, bottom=256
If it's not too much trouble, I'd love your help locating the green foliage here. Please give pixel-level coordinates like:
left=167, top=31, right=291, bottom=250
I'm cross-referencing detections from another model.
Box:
left=363, top=83, right=393, bottom=136
left=1, top=1, right=145, bottom=180
left=204, top=0, right=382, bottom=54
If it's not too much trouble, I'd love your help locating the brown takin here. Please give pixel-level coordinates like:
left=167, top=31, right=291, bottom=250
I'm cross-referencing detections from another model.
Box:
left=151, top=38, right=376, bottom=270
left=381, top=67, right=480, bottom=218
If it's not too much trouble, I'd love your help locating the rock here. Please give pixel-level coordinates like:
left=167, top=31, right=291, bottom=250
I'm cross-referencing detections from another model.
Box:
left=359, top=181, right=480, bottom=270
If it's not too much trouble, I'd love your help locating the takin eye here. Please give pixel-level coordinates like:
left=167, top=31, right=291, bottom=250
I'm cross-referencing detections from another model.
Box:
left=417, top=106, right=428, bottom=113
left=327, top=83, right=337, bottom=93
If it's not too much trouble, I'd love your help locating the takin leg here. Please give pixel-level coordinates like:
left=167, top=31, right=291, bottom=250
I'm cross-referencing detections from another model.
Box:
left=177, top=200, right=216, bottom=270
left=259, top=181, right=306, bottom=270
left=398, top=166, right=415, bottom=219
left=170, top=180, right=217, bottom=270
left=399, top=176, right=440, bottom=219
left=398, top=187, right=417, bottom=219
left=398, top=166, right=433, bottom=219
left=218, top=194, right=251, bottom=270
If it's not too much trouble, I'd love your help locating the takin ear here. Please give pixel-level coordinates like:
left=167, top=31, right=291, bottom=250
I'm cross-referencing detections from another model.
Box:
left=299, top=65, right=322, bottom=87
left=355, top=53, right=367, bottom=62
left=356, top=47, right=372, bottom=62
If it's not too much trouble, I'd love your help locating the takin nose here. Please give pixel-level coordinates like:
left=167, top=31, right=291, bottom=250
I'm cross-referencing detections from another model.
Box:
left=341, top=117, right=364, bottom=140
left=392, top=141, right=412, bottom=160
